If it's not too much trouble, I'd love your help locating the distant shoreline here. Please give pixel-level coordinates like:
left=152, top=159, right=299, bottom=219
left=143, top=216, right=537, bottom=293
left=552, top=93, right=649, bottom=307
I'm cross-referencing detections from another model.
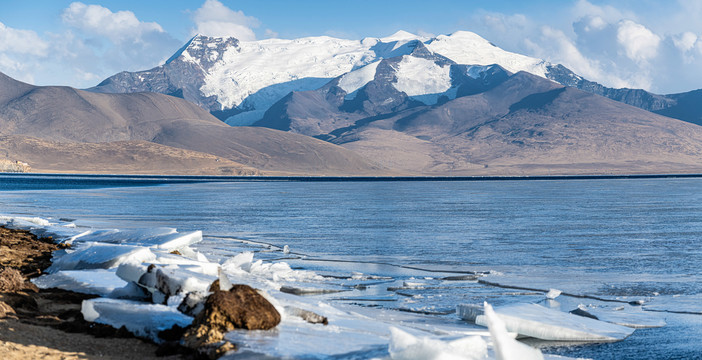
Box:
left=2, top=172, right=702, bottom=183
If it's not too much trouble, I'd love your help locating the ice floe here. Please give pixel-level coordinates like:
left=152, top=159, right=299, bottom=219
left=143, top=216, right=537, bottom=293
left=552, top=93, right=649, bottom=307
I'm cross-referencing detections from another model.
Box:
left=69, top=227, right=203, bottom=251
left=475, top=303, right=634, bottom=342
left=4, top=213, right=661, bottom=358
left=33, top=269, right=127, bottom=297
left=389, top=327, right=488, bottom=360
left=47, top=243, right=157, bottom=273
left=570, top=304, right=666, bottom=328
left=483, top=302, right=544, bottom=360
left=82, top=298, right=193, bottom=341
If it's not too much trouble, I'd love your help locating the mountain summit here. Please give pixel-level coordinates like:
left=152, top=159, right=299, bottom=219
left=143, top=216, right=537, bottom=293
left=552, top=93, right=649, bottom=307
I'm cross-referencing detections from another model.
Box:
left=91, top=31, right=702, bottom=127
left=90, top=31, right=558, bottom=126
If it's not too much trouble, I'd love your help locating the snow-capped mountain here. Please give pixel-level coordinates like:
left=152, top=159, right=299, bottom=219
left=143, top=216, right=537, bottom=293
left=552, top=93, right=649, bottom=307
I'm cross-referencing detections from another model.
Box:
left=90, top=31, right=560, bottom=125
left=90, top=30, right=702, bottom=127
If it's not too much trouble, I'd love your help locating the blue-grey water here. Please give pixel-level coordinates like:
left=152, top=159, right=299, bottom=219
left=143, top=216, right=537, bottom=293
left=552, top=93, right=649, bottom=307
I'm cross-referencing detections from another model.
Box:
left=1, top=175, right=701, bottom=359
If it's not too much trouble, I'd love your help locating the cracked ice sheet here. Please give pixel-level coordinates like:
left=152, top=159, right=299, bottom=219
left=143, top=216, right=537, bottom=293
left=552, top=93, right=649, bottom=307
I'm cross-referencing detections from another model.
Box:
left=478, top=267, right=685, bottom=301
left=33, top=269, right=127, bottom=296
left=225, top=296, right=577, bottom=360
left=643, top=294, right=702, bottom=314
left=224, top=299, right=491, bottom=359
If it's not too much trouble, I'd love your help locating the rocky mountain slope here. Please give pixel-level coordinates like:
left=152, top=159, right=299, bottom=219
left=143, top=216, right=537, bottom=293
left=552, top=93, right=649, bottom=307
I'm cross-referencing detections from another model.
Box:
left=90, top=31, right=702, bottom=127
left=0, top=72, right=385, bottom=176
left=255, top=57, right=702, bottom=175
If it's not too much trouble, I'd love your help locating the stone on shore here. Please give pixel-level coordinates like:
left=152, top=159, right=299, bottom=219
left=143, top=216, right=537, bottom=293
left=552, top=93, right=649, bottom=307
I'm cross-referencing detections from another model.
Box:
left=182, top=283, right=280, bottom=359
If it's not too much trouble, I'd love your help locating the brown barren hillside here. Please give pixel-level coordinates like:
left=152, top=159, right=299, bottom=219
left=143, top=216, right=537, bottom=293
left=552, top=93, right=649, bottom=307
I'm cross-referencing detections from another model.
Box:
left=0, top=72, right=385, bottom=176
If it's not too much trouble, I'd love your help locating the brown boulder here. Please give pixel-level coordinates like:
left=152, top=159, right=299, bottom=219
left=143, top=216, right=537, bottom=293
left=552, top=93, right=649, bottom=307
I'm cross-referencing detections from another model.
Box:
left=182, top=284, right=280, bottom=358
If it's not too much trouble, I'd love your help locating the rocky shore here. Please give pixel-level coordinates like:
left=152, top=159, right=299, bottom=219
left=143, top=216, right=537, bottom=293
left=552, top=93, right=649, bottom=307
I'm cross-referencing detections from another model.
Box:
left=0, top=226, right=182, bottom=359
left=0, top=225, right=289, bottom=359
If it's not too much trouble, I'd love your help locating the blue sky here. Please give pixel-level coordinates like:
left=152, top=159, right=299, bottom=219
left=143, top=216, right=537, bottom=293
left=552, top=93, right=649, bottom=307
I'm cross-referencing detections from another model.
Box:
left=1, top=0, right=702, bottom=93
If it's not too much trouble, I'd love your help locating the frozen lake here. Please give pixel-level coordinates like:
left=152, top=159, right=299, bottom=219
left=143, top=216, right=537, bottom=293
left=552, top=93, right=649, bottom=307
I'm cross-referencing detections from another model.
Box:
left=1, top=175, right=701, bottom=359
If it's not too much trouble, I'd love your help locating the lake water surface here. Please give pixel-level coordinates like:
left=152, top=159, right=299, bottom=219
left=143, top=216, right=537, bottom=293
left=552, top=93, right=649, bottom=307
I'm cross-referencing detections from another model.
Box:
left=1, top=175, right=701, bottom=359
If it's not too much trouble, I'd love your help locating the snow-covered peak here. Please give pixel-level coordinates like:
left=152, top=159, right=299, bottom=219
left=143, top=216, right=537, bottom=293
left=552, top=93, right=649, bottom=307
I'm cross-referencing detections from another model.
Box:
left=380, top=30, right=422, bottom=42
left=170, top=34, right=239, bottom=68
left=157, top=30, right=557, bottom=125
left=427, top=31, right=548, bottom=77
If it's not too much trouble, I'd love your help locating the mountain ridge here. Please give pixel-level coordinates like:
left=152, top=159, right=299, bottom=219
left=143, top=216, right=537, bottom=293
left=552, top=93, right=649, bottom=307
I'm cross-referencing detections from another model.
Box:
left=258, top=67, right=702, bottom=175
left=89, top=31, right=702, bottom=127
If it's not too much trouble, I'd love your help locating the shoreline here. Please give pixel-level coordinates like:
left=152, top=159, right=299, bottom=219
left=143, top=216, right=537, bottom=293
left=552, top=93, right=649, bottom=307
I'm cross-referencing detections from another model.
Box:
left=0, top=226, right=184, bottom=359
left=3, top=172, right=702, bottom=183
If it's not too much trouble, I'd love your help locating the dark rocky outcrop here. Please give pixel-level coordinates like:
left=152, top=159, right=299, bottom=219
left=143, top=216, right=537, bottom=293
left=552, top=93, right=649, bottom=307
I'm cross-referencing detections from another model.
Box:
left=182, top=284, right=280, bottom=359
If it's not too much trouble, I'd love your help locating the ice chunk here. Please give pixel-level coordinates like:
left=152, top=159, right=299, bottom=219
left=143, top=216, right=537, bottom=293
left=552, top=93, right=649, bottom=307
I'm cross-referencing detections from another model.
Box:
left=70, top=228, right=202, bottom=251
left=571, top=305, right=666, bottom=328
left=222, top=251, right=322, bottom=284
left=476, top=303, right=634, bottom=342
left=483, top=302, right=544, bottom=360
left=82, top=298, right=193, bottom=341
left=388, top=327, right=487, bottom=360
left=0, top=215, right=51, bottom=229
left=546, top=289, right=562, bottom=300
left=47, top=243, right=156, bottom=273
left=136, top=264, right=217, bottom=301
left=116, top=262, right=150, bottom=284
left=33, top=269, right=126, bottom=296
left=457, top=304, right=484, bottom=322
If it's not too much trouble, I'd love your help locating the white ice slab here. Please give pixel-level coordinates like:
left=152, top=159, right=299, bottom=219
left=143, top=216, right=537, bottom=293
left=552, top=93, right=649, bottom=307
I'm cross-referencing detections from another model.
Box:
left=475, top=303, right=634, bottom=342
left=572, top=305, right=666, bottom=328
left=33, top=269, right=127, bottom=297
left=389, top=327, right=488, bottom=360
left=134, top=263, right=217, bottom=302
left=30, top=224, right=88, bottom=242
left=70, top=228, right=202, bottom=251
left=483, top=302, right=544, bottom=360
left=82, top=298, right=193, bottom=341
left=0, top=215, right=51, bottom=229
left=47, top=243, right=156, bottom=273
left=643, top=294, right=702, bottom=314
left=222, top=251, right=322, bottom=284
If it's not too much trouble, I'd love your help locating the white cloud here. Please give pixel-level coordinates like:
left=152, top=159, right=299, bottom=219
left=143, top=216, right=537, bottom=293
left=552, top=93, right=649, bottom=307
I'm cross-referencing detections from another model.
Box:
left=532, top=26, right=634, bottom=89
left=0, top=22, right=48, bottom=56
left=192, top=0, right=260, bottom=40
left=572, top=0, right=631, bottom=23
left=585, top=16, right=607, bottom=32
left=264, top=29, right=279, bottom=39
left=62, top=2, right=164, bottom=44
left=539, top=27, right=602, bottom=81
left=616, top=20, right=661, bottom=64
left=673, top=32, right=698, bottom=53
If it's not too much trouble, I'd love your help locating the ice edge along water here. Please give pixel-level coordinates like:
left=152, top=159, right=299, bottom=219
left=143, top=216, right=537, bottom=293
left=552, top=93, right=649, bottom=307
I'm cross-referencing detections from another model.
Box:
left=1, top=214, right=639, bottom=359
